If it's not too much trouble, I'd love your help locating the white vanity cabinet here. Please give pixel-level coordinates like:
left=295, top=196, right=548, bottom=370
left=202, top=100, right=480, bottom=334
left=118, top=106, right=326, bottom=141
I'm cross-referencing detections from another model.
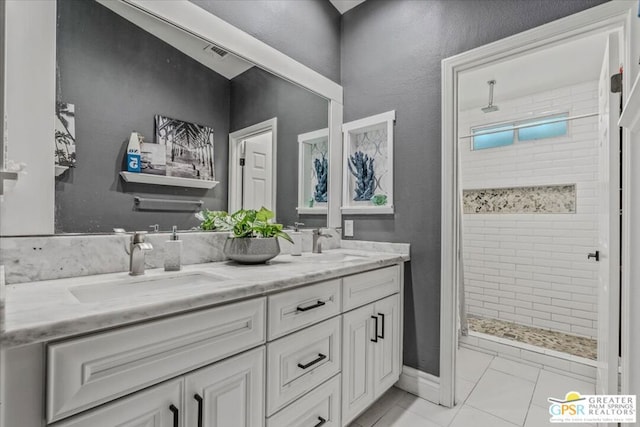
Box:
left=2, top=262, right=405, bottom=427
left=341, top=276, right=401, bottom=425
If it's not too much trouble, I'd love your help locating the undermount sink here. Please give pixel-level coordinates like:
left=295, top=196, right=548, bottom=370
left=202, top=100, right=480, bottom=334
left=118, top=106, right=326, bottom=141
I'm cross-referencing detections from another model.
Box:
left=299, top=253, right=367, bottom=263
left=69, top=271, right=230, bottom=303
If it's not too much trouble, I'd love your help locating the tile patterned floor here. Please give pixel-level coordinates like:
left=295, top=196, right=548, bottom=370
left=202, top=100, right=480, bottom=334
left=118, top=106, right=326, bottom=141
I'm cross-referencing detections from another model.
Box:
left=467, top=315, right=597, bottom=360
left=350, top=347, right=596, bottom=427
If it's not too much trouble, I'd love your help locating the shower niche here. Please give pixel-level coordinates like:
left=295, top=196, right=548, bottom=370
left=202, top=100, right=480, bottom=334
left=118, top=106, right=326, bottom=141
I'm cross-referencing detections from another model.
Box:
left=341, top=110, right=395, bottom=215
left=297, top=128, right=329, bottom=214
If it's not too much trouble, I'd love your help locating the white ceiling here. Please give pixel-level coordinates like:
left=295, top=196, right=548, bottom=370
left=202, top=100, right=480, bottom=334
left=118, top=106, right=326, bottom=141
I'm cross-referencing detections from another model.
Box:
left=329, top=0, right=367, bottom=14
left=458, top=32, right=609, bottom=111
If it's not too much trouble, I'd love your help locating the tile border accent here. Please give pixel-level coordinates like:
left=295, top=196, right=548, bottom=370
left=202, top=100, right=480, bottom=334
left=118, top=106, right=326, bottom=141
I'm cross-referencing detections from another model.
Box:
left=463, top=184, right=576, bottom=214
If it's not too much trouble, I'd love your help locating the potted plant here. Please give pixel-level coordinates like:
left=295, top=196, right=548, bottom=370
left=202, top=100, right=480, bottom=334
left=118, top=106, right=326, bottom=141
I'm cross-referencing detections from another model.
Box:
left=196, top=207, right=292, bottom=264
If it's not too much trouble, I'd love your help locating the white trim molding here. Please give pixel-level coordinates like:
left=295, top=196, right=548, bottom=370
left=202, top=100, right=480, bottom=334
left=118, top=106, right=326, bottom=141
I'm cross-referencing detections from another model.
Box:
left=396, top=365, right=440, bottom=405
left=228, top=118, right=278, bottom=215
left=619, top=72, right=640, bottom=132
left=441, top=0, right=636, bottom=409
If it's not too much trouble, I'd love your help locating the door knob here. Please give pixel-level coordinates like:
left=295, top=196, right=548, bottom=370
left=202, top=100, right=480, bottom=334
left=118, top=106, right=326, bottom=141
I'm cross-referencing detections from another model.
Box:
left=587, top=251, right=600, bottom=261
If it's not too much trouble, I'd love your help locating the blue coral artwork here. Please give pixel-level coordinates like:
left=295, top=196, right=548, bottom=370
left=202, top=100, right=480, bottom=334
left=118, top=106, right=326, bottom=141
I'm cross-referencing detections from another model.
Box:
left=347, top=150, right=376, bottom=201
left=313, top=154, right=328, bottom=203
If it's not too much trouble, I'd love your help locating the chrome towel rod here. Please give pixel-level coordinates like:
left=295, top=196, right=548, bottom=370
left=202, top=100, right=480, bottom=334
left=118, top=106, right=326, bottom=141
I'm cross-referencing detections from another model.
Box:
left=458, top=112, right=598, bottom=139
left=134, top=196, right=203, bottom=211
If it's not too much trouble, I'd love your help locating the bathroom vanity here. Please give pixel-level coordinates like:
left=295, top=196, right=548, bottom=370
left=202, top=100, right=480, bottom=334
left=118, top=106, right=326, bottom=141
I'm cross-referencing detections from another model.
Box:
left=2, top=248, right=408, bottom=427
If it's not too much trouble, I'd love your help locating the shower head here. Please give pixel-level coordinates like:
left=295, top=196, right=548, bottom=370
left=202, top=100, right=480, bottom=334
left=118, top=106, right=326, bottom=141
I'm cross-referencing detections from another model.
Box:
left=481, top=80, right=499, bottom=113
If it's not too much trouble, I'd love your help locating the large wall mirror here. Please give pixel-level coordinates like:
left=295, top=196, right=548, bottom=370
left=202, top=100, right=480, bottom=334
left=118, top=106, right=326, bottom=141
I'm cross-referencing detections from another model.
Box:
left=53, top=0, right=333, bottom=233
left=1, top=0, right=342, bottom=236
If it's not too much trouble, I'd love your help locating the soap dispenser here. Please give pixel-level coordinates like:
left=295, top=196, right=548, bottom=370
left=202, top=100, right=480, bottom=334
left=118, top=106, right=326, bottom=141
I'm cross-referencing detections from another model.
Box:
left=164, top=226, right=182, bottom=271
left=290, top=222, right=304, bottom=256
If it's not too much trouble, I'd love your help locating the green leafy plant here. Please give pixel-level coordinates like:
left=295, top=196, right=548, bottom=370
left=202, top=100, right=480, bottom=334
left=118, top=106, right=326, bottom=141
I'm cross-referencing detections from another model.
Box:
left=196, top=207, right=293, bottom=243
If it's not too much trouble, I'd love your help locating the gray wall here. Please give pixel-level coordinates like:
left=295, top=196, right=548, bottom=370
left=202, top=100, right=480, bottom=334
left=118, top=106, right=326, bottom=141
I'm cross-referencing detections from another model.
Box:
left=341, top=0, right=609, bottom=376
left=189, top=0, right=341, bottom=83
left=230, top=67, right=328, bottom=229
left=55, top=0, right=230, bottom=233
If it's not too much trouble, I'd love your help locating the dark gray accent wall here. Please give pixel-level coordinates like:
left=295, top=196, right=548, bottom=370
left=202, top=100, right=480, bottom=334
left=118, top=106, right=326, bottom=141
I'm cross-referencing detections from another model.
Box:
left=55, top=0, right=230, bottom=233
left=189, top=0, right=341, bottom=83
left=230, top=67, right=328, bottom=229
left=341, top=0, right=609, bottom=376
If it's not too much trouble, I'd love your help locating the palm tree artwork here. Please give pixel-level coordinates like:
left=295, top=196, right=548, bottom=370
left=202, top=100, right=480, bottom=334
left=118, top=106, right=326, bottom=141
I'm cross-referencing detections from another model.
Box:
left=55, top=102, right=76, bottom=167
left=155, top=115, right=215, bottom=181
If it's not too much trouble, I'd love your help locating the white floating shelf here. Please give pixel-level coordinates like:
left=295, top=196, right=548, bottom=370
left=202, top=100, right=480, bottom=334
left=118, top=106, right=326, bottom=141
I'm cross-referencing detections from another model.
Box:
left=619, top=72, right=640, bottom=132
left=55, top=165, right=69, bottom=177
left=120, top=171, right=219, bottom=189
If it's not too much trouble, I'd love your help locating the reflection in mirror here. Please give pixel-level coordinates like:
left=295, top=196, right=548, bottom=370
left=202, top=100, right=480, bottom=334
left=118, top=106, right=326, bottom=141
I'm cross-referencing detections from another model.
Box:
left=54, top=0, right=328, bottom=234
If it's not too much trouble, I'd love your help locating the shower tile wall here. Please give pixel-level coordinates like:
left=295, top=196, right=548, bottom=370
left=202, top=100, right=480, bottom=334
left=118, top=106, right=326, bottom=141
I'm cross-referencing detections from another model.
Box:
left=459, top=81, right=599, bottom=339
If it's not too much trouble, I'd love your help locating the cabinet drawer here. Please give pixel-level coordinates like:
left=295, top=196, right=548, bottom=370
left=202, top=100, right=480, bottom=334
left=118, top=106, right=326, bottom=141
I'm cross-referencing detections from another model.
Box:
left=267, top=374, right=341, bottom=427
left=342, top=265, right=400, bottom=311
left=47, top=298, right=265, bottom=423
left=268, top=279, right=341, bottom=340
left=54, top=378, right=183, bottom=427
left=266, top=316, right=341, bottom=416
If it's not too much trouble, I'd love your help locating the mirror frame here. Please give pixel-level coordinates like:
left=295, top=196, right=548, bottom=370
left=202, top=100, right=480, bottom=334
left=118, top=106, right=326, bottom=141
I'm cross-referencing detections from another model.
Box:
left=2, top=0, right=343, bottom=235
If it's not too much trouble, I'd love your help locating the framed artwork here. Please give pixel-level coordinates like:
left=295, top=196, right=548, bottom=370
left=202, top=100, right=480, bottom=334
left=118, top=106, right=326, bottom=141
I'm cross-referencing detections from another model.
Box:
left=342, top=110, right=395, bottom=214
left=154, top=115, right=215, bottom=181
left=297, top=128, right=329, bottom=214
left=55, top=102, right=76, bottom=168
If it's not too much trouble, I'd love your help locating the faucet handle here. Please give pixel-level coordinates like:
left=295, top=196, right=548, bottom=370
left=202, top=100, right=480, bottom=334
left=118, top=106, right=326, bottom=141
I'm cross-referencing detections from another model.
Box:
left=149, top=224, right=159, bottom=233
left=132, top=231, right=147, bottom=243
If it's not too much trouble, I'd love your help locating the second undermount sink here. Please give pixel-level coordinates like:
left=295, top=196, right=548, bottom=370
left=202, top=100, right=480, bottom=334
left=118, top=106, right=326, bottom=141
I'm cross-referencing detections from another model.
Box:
left=69, top=271, right=231, bottom=303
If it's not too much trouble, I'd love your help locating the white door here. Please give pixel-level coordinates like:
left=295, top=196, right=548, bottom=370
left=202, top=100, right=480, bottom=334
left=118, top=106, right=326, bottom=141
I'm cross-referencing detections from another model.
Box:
left=55, top=379, right=183, bottom=427
left=185, top=347, right=265, bottom=427
left=373, top=294, right=401, bottom=398
left=596, top=32, right=621, bottom=396
left=342, top=304, right=375, bottom=425
left=242, top=131, right=273, bottom=211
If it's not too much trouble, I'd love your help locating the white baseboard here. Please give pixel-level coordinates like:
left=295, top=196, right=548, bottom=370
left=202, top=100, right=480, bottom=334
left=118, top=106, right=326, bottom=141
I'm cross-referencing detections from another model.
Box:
left=395, top=365, right=440, bottom=405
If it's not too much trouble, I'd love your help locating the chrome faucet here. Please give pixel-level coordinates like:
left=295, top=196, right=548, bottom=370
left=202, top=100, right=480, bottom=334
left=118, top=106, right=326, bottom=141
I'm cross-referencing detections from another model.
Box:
left=312, top=229, right=332, bottom=254
left=129, top=232, right=153, bottom=276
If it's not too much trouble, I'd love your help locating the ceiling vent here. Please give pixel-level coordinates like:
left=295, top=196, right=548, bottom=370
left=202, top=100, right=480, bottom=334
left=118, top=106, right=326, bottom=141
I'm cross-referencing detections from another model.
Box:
left=204, top=44, right=228, bottom=59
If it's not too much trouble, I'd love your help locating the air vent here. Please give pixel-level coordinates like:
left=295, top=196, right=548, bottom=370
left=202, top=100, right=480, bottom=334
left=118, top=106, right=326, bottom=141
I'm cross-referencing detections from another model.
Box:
left=204, top=44, right=228, bottom=58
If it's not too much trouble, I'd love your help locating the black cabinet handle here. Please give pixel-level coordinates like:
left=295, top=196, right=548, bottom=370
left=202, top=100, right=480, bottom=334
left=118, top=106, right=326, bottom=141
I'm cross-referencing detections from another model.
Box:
left=297, top=300, right=326, bottom=312
left=588, top=251, right=600, bottom=261
left=371, top=315, right=378, bottom=342
left=297, top=353, right=327, bottom=369
left=169, top=404, right=179, bottom=427
left=378, top=313, right=385, bottom=339
left=314, top=416, right=327, bottom=427
left=194, top=394, right=203, bottom=427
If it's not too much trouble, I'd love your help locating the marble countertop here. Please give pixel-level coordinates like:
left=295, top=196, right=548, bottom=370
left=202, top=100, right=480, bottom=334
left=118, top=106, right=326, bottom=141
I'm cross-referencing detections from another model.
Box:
left=3, top=248, right=409, bottom=348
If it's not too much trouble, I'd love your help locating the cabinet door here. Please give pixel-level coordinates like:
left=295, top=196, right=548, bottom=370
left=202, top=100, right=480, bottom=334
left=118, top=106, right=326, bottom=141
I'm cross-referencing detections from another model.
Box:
left=185, top=347, right=265, bottom=427
left=341, top=304, right=375, bottom=425
left=55, top=379, right=183, bottom=427
left=373, top=294, right=401, bottom=398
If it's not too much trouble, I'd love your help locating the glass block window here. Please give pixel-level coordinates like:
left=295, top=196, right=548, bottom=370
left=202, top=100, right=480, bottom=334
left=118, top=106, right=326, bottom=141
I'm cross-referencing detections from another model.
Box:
left=471, top=112, right=569, bottom=151
left=518, top=113, right=568, bottom=141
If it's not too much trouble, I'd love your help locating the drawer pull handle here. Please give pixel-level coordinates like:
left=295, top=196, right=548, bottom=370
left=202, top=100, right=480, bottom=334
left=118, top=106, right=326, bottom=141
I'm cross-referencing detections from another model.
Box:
left=314, top=416, right=327, bottom=427
left=297, top=300, right=326, bottom=312
left=169, top=404, right=179, bottom=427
left=378, top=313, right=385, bottom=339
left=297, top=353, right=327, bottom=369
left=194, top=394, right=203, bottom=427
left=371, top=316, right=379, bottom=343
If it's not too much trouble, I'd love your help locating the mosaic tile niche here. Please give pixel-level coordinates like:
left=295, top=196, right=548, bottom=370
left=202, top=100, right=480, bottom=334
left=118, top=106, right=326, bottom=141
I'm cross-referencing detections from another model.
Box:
left=463, top=184, right=576, bottom=214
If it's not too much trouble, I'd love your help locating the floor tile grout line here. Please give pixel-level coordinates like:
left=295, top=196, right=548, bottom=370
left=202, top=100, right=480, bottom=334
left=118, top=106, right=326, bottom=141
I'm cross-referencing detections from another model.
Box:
left=522, top=368, right=543, bottom=426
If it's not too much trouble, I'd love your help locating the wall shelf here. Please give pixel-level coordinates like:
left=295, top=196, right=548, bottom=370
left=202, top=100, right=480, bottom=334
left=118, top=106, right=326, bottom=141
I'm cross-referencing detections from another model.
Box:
left=619, top=72, right=640, bottom=132
left=341, top=205, right=394, bottom=215
left=120, top=172, right=219, bottom=189
left=296, top=207, right=328, bottom=215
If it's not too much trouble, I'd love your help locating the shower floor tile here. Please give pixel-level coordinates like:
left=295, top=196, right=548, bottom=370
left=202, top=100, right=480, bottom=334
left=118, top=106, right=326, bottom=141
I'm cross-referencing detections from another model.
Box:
left=467, top=316, right=597, bottom=360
